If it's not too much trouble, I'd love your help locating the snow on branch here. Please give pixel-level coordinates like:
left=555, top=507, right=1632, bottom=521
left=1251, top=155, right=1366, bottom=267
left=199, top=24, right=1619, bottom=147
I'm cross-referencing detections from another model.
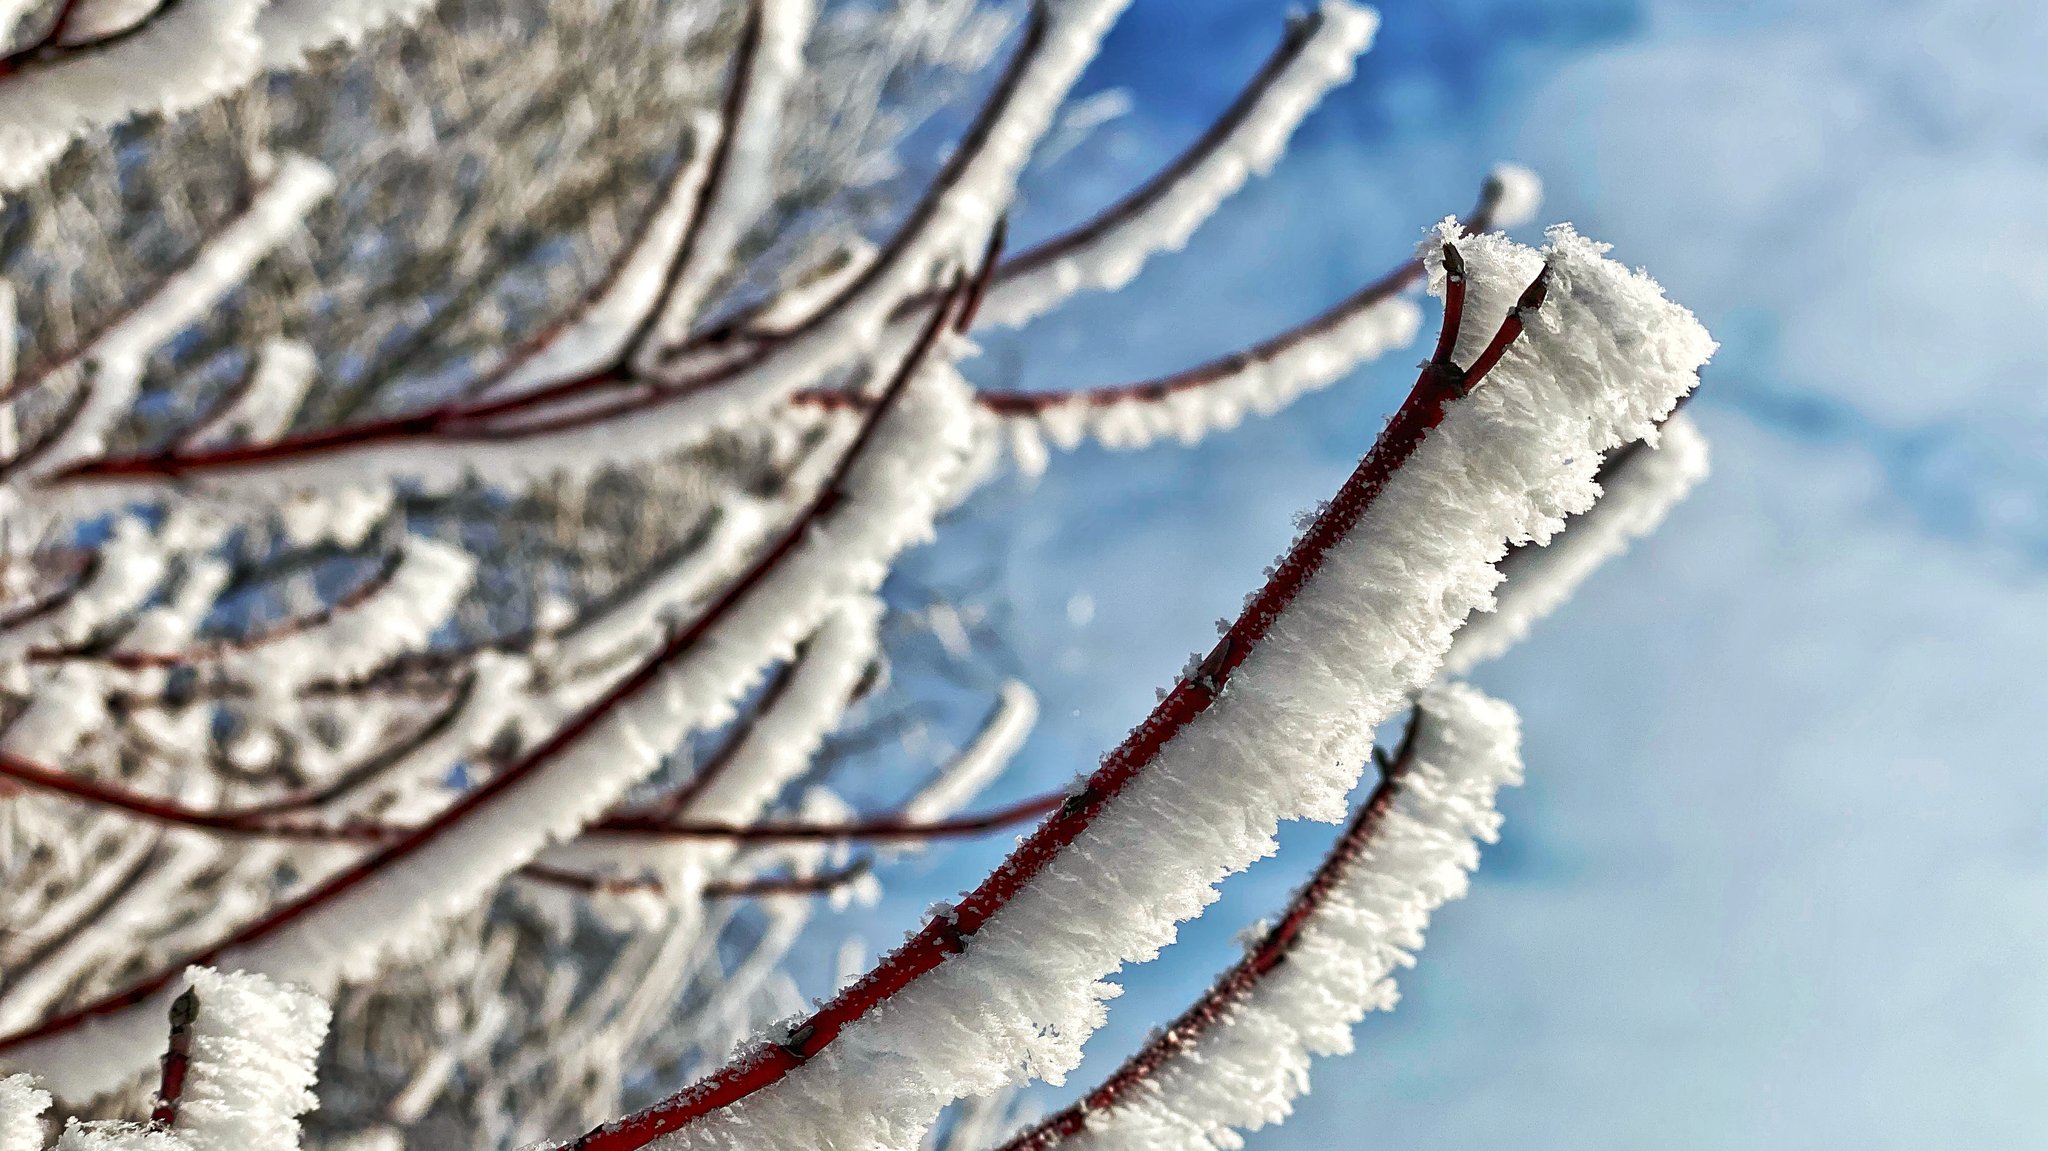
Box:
left=974, top=0, right=1381, bottom=332
left=0, top=0, right=441, bottom=191
left=0, top=517, right=164, bottom=661
left=29, top=0, right=1144, bottom=497
left=1, top=968, right=326, bottom=1151
left=465, top=110, right=725, bottom=403
left=1444, top=409, right=1709, bottom=676
left=535, top=597, right=883, bottom=892
left=983, top=268, right=1420, bottom=473
left=634, top=0, right=819, bottom=361
left=0, top=285, right=980, bottom=1103
left=32, top=0, right=1121, bottom=496
left=3, top=155, right=334, bottom=484
left=900, top=679, right=1036, bottom=823
left=164, top=967, right=328, bottom=1151
left=179, top=340, right=318, bottom=450
left=996, top=683, right=1521, bottom=1151
left=625, top=0, right=1129, bottom=398
left=60, top=535, right=476, bottom=700
left=550, top=223, right=1711, bottom=1151
left=970, top=167, right=1539, bottom=473
left=0, top=0, right=264, bottom=191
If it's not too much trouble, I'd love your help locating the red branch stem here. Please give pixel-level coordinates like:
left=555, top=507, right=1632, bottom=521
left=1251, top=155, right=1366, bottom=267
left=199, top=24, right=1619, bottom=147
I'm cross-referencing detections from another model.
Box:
left=994, top=710, right=1425, bottom=1151
left=555, top=251, right=1548, bottom=1151
left=148, top=987, right=199, bottom=1128
left=27, top=549, right=407, bottom=669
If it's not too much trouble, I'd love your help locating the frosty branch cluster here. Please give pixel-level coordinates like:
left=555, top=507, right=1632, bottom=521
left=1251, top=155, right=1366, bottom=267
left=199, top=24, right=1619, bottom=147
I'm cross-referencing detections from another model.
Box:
left=0, top=1, right=1713, bottom=1149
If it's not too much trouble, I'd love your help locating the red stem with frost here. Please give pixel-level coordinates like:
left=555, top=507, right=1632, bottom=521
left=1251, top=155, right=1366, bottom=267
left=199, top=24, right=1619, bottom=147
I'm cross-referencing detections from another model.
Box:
left=556, top=246, right=1547, bottom=1151
left=27, top=549, right=407, bottom=669
left=994, top=709, right=1425, bottom=1151
left=148, top=988, right=199, bottom=1128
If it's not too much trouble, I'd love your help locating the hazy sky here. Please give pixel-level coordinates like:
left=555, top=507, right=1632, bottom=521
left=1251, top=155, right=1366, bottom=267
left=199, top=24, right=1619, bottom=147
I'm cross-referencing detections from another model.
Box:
left=847, top=2, right=2048, bottom=1146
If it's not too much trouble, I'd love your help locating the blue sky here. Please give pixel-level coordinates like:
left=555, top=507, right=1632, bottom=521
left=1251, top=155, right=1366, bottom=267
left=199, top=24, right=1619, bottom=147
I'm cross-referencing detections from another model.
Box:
left=842, top=1, right=2048, bottom=1146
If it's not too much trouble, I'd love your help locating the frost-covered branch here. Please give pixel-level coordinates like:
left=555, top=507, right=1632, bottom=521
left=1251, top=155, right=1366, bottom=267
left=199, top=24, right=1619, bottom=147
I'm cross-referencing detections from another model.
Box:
left=0, top=968, right=326, bottom=1151
left=552, top=225, right=1710, bottom=1151
left=0, top=279, right=978, bottom=1101
left=995, top=684, right=1521, bottom=1151
left=1, top=154, right=333, bottom=482
left=0, top=3, right=1717, bottom=1146
left=972, top=0, right=1382, bottom=332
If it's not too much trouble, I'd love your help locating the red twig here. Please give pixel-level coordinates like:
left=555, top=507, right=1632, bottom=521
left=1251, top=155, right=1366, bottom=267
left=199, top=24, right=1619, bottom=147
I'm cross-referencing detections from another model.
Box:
left=0, top=749, right=319, bottom=835
left=952, top=216, right=1009, bottom=335
left=703, top=858, right=871, bottom=900
left=0, top=552, right=97, bottom=633
left=908, top=175, right=1514, bottom=418
left=27, top=549, right=407, bottom=669
left=1458, top=262, right=1551, bottom=391
left=555, top=247, right=1552, bottom=1151
left=0, top=741, right=1055, bottom=850
left=149, top=987, right=199, bottom=1128
left=1431, top=241, right=1468, bottom=369
left=595, top=790, right=1061, bottom=843
left=519, top=858, right=873, bottom=901
left=995, top=711, right=1425, bottom=1151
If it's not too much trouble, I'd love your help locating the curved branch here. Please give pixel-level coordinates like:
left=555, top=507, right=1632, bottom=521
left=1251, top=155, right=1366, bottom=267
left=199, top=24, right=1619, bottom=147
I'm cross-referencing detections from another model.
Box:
left=45, top=0, right=1125, bottom=495
left=556, top=251, right=1555, bottom=1151
left=554, top=225, right=1708, bottom=1151
left=972, top=0, right=1379, bottom=331
left=2, top=155, right=334, bottom=480
left=996, top=686, right=1520, bottom=1151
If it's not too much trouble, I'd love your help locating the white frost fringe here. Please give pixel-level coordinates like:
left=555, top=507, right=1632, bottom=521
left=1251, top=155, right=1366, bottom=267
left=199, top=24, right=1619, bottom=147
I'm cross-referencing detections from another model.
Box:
left=1062, top=682, right=1521, bottom=1151
left=255, top=0, right=441, bottom=71
left=51, top=1124, right=187, bottom=1150
left=976, top=0, right=1380, bottom=332
left=8, top=969, right=325, bottom=1151
left=650, top=222, right=1711, bottom=1151
left=0, top=1074, right=50, bottom=1151
left=171, top=967, right=329, bottom=1151
left=1443, top=409, right=1709, bottom=676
